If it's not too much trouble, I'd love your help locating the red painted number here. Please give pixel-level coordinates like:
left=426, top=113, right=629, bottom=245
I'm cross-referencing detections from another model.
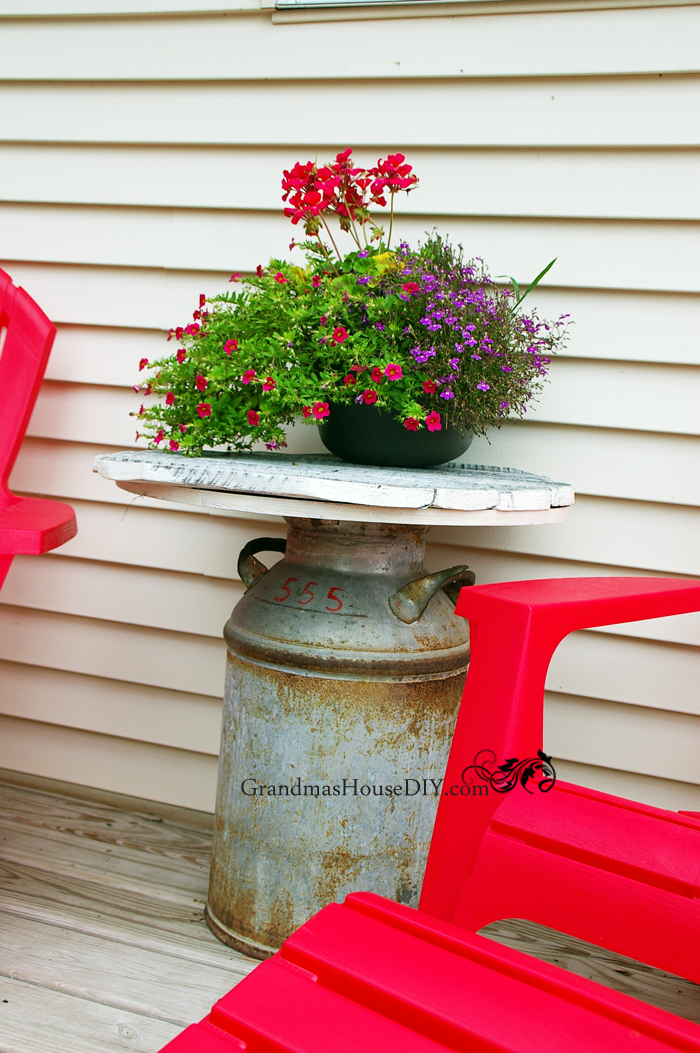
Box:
left=274, top=577, right=298, bottom=602
left=325, top=587, right=344, bottom=612
left=297, top=581, right=318, bottom=606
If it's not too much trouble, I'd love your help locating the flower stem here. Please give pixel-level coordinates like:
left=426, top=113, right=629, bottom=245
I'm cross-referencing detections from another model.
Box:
left=319, top=216, right=343, bottom=267
left=387, top=192, right=395, bottom=250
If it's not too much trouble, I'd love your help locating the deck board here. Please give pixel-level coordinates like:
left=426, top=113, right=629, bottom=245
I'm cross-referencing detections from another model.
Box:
left=0, top=778, right=698, bottom=1052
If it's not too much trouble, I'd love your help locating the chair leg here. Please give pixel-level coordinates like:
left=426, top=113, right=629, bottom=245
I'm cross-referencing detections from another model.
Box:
left=0, top=556, right=13, bottom=593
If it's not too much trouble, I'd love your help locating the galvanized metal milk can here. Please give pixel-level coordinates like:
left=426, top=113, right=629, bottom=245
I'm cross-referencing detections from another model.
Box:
left=206, top=516, right=474, bottom=958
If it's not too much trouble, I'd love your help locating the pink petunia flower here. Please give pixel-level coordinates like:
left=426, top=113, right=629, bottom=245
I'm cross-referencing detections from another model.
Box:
left=302, top=406, right=313, bottom=418
left=196, top=375, right=208, bottom=392
left=223, top=339, right=238, bottom=356
left=247, top=409, right=260, bottom=427
left=370, top=367, right=383, bottom=383
left=165, top=391, right=176, bottom=406
left=401, top=282, right=420, bottom=296
left=404, top=418, right=419, bottom=431
left=154, top=429, right=165, bottom=443
left=422, top=379, right=437, bottom=393
left=312, top=401, right=330, bottom=420
left=139, top=358, right=149, bottom=371
left=169, top=439, right=179, bottom=451
left=184, top=323, right=200, bottom=336
left=312, top=275, right=322, bottom=288
left=384, top=363, right=403, bottom=380
left=262, top=377, right=276, bottom=391
left=179, top=423, right=187, bottom=433
left=242, top=369, right=256, bottom=385
left=197, top=402, right=212, bottom=418
left=343, top=374, right=357, bottom=386
left=425, top=410, right=442, bottom=432
left=176, top=349, right=187, bottom=364
left=331, top=326, right=349, bottom=345
left=361, top=389, right=378, bottom=405
left=274, top=272, right=288, bottom=284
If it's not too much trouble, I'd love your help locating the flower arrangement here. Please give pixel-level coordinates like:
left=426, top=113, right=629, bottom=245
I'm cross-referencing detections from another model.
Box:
left=135, top=149, right=568, bottom=456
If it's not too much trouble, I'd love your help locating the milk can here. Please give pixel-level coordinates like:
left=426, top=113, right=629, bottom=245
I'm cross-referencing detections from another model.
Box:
left=206, top=516, right=474, bottom=959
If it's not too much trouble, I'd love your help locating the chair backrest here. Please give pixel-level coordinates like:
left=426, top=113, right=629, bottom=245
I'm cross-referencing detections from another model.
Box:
left=0, top=267, right=57, bottom=504
left=420, top=576, right=700, bottom=921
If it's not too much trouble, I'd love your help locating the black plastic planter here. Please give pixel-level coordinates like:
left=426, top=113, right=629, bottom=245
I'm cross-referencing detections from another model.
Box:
left=318, top=403, right=472, bottom=469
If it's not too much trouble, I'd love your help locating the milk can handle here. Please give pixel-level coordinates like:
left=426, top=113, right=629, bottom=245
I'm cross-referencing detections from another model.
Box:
left=388, top=565, right=476, bottom=625
left=237, top=537, right=287, bottom=590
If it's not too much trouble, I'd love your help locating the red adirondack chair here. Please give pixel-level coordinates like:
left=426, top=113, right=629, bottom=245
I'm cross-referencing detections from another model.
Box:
left=0, top=267, right=77, bottom=591
left=162, top=576, right=700, bottom=1053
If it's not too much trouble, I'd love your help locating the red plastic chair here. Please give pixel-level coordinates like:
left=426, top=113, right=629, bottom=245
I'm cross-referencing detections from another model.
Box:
left=0, top=266, right=77, bottom=591
left=161, top=576, right=700, bottom=1053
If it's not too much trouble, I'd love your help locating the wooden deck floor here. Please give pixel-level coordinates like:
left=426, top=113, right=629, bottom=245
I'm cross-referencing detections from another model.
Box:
left=0, top=775, right=698, bottom=1052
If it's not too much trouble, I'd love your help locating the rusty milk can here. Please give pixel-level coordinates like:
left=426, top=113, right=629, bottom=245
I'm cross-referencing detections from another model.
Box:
left=206, top=516, right=474, bottom=958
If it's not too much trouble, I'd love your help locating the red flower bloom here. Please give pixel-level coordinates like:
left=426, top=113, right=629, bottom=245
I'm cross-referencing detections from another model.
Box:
left=155, top=429, right=165, bottom=443
left=404, top=418, right=419, bottom=431
left=361, top=389, right=378, bottom=405
left=274, top=272, right=288, bottom=284
left=312, top=401, right=330, bottom=420
left=312, top=275, right=322, bottom=288
left=176, top=349, right=186, bottom=364
left=370, top=367, right=383, bottom=383
left=199, top=293, right=207, bottom=308
left=139, top=358, right=149, bottom=371
left=169, top=439, right=179, bottom=451
left=302, top=406, right=313, bottom=418
left=262, top=376, right=276, bottom=391
left=401, top=282, right=420, bottom=296
left=228, top=273, right=241, bottom=283
left=247, top=410, right=260, bottom=427
left=349, top=364, right=366, bottom=373
left=223, top=339, right=238, bottom=356
left=384, top=363, right=403, bottom=380
left=179, top=423, right=187, bottom=434
left=184, top=323, right=200, bottom=336
left=197, top=402, right=212, bottom=418
left=319, top=315, right=328, bottom=326
left=195, top=374, right=208, bottom=392
left=165, top=391, right=176, bottom=406
left=423, top=380, right=437, bottom=394
left=343, top=374, right=357, bottom=386
left=256, top=265, right=264, bottom=278
left=242, top=369, right=256, bottom=385
left=331, top=326, right=349, bottom=345
left=425, top=410, right=442, bottom=432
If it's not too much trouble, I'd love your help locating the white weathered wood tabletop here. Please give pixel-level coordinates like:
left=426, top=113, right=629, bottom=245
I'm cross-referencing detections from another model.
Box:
left=94, top=451, right=574, bottom=527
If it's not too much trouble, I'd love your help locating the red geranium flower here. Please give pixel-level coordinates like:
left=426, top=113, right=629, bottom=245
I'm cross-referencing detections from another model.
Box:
left=197, top=402, right=212, bottom=418
left=247, top=410, right=260, bottom=427
left=361, top=389, right=378, bottom=405
left=425, top=410, right=442, bottom=432
left=404, top=418, right=419, bottom=431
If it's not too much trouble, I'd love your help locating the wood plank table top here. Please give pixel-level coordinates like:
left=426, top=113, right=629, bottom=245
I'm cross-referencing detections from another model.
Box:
left=0, top=774, right=698, bottom=1053
left=94, top=451, right=574, bottom=526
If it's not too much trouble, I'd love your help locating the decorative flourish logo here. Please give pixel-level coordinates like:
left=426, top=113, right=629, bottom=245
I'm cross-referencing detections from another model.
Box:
left=462, top=749, right=556, bottom=794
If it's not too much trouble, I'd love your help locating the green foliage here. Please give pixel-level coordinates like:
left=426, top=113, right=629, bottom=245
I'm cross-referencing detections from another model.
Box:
left=135, top=237, right=569, bottom=456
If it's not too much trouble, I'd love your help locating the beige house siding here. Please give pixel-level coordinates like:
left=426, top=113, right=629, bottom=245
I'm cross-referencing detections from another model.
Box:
left=0, top=2, right=698, bottom=813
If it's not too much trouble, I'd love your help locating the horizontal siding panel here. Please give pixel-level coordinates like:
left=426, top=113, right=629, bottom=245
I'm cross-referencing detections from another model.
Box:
left=2, top=554, right=243, bottom=639
left=7, top=265, right=700, bottom=362
left=425, top=544, right=700, bottom=645
left=528, top=359, right=700, bottom=435
left=13, top=422, right=700, bottom=514
left=553, top=758, right=700, bottom=812
left=0, top=77, right=697, bottom=147
left=547, top=632, right=700, bottom=716
left=52, top=499, right=286, bottom=579
left=467, top=425, right=700, bottom=506
left=432, top=496, right=700, bottom=575
left=0, top=606, right=227, bottom=699
left=3, top=205, right=699, bottom=293
left=545, top=692, right=700, bottom=785
left=0, top=658, right=221, bottom=754
left=47, top=325, right=167, bottom=388
left=0, top=8, right=697, bottom=80
left=28, top=383, right=142, bottom=448
left=0, top=0, right=258, bottom=13
left=0, top=713, right=218, bottom=811
left=1, top=144, right=698, bottom=222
